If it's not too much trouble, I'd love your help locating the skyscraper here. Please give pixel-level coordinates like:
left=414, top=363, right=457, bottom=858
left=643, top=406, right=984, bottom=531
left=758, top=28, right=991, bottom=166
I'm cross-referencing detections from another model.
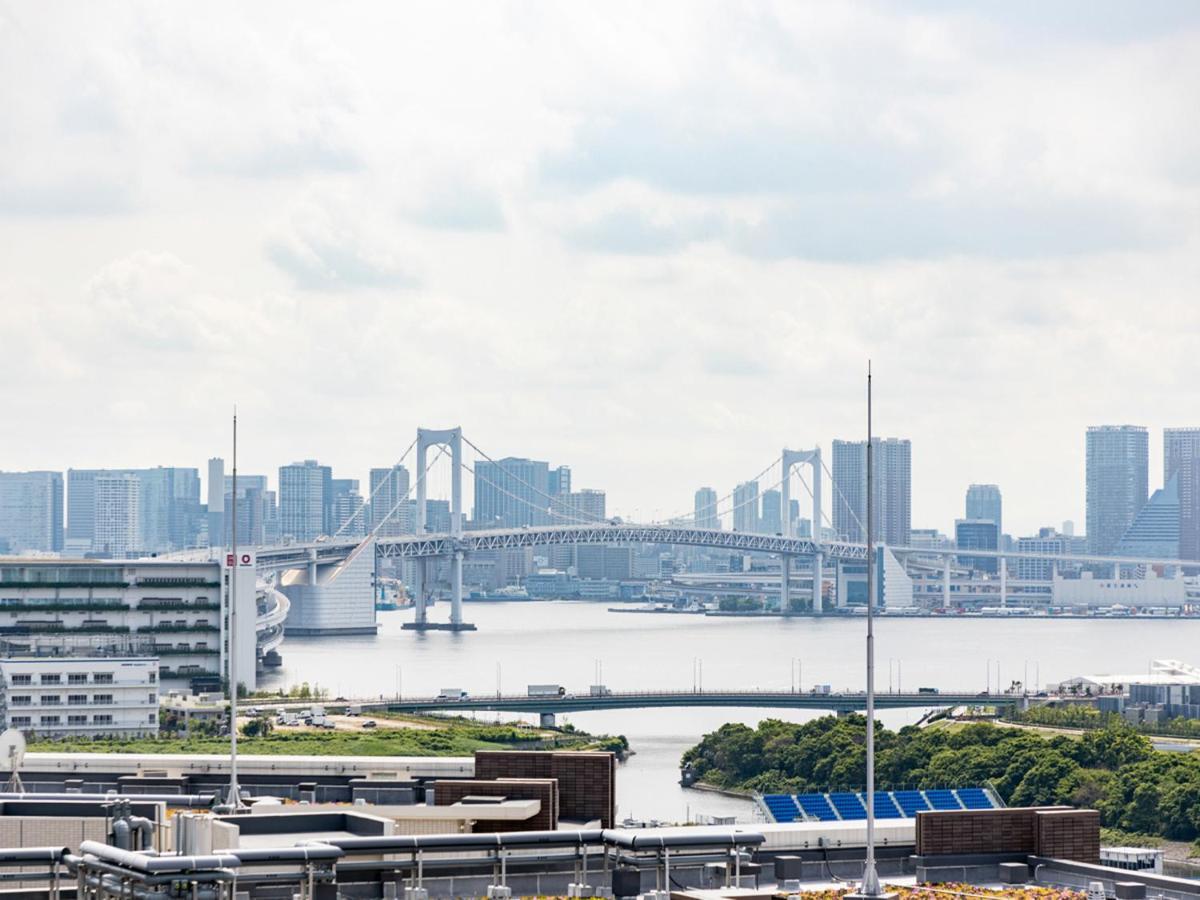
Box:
left=93, top=473, right=140, bottom=558
left=732, top=481, right=759, bottom=533
left=473, top=457, right=551, bottom=528
left=0, top=471, right=63, bottom=553
left=955, top=519, right=998, bottom=574
left=65, top=467, right=200, bottom=554
left=760, top=488, right=783, bottom=535
left=1164, top=428, right=1200, bottom=561
left=330, top=478, right=365, bottom=537
left=1086, top=426, right=1148, bottom=555
left=832, top=438, right=912, bottom=546
left=369, top=465, right=412, bottom=536
left=965, top=484, right=1002, bottom=536
left=694, top=487, right=719, bottom=529
left=279, top=460, right=332, bottom=542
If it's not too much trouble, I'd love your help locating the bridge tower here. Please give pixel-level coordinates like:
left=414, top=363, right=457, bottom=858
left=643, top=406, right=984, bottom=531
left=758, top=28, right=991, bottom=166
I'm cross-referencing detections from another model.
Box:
left=410, top=427, right=473, bottom=631
left=780, top=448, right=822, bottom=615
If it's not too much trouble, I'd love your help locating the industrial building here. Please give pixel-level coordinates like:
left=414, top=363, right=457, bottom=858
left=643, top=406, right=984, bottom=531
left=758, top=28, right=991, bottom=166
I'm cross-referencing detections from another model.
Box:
left=0, top=656, right=159, bottom=738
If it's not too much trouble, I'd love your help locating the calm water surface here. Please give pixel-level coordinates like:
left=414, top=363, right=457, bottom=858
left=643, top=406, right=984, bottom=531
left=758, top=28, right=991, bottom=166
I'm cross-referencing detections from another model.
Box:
left=262, top=602, right=1200, bottom=822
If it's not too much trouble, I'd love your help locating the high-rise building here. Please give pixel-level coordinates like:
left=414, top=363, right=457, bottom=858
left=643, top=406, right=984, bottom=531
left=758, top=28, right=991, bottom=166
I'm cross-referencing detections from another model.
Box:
left=965, top=484, right=1002, bottom=535
left=207, top=458, right=225, bottom=549
left=760, top=488, right=782, bottom=535
left=694, top=487, right=719, bottom=530
left=787, top=498, right=800, bottom=535
left=93, top=473, right=140, bottom=558
left=330, top=478, right=366, bottom=537
left=1115, top=474, right=1180, bottom=559
left=66, top=467, right=200, bottom=555
left=732, top=481, right=759, bottom=533
left=1164, top=428, right=1200, bottom=561
left=1015, top=527, right=1069, bottom=581
left=278, top=460, right=332, bottom=542
left=548, top=465, right=572, bottom=498
left=832, top=438, right=912, bottom=546
left=955, top=519, right=998, bottom=574
left=1086, top=426, right=1148, bottom=555
left=473, top=457, right=551, bottom=528
left=0, top=471, right=63, bottom=554
left=369, top=465, right=412, bottom=536
left=559, top=489, right=606, bottom=522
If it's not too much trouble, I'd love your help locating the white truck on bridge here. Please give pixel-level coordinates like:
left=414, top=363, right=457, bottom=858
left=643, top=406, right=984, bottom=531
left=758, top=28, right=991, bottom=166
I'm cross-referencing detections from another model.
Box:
left=527, top=684, right=566, bottom=698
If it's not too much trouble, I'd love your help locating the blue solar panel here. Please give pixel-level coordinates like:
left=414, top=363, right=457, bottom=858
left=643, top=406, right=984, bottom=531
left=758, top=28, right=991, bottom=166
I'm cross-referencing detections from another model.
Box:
left=828, top=792, right=867, bottom=820
left=955, top=788, right=995, bottom=810
left=796, top=793, right=838, bottom=821
left=893, top=790, right=930, bottom=817
left=925, top=789, right=962, bottom=810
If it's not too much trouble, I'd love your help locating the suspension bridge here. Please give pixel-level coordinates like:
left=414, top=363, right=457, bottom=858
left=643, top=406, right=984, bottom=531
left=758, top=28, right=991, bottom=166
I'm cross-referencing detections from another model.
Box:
left=253, top=426, right=1195, bottom=632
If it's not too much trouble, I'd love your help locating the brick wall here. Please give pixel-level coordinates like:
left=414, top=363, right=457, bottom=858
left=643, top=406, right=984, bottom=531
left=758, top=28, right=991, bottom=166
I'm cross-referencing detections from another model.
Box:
left=1036, top=809, right=1101, bottom=863
left=915, top=806, right=1099, bottom=863
left=474, top=751, right=616, bottom=828
left=431, top=778, right=557, bottom=832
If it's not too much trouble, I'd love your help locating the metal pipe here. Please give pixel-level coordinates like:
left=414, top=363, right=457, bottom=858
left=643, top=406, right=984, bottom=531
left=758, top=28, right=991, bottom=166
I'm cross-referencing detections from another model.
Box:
left=0, top=792, right=215, bottom=808
left=78, top=842, right=241, bottom=874
left=0, top=847, right=68, bottom=864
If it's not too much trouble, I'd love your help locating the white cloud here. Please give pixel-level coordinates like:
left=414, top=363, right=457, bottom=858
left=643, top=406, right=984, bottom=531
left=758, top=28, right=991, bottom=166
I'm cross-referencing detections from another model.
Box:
left=1, top=1, right=1199, bottom=535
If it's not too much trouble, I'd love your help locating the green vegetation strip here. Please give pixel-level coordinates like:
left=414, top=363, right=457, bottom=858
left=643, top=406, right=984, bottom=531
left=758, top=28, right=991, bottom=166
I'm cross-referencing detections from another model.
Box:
left=682, top=715, right=1200, bottom=842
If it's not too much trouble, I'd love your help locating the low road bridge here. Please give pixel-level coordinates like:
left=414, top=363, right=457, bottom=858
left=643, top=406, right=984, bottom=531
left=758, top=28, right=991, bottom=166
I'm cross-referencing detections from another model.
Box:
left=354, top=689, right=1013, bottom=726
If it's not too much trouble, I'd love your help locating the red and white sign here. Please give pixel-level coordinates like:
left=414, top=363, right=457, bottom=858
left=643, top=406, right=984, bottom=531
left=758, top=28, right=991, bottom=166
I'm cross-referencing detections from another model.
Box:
left=225, top=551, right=256, bottom=567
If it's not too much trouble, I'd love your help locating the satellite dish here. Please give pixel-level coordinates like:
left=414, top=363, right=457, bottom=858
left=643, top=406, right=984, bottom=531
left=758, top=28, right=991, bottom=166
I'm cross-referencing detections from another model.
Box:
left=0, top=729, right=26, bottom=792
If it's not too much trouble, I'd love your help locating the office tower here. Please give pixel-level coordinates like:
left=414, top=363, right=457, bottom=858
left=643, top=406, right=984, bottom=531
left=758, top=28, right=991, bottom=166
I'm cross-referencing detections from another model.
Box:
left=1016, top=528, right=1068, bottom=581
left=955, top=519, right=998, bottom=574
left=224, top=486, right=265, bottom=546
left=424, top=499, right=452, bottom=534
left=760, top=488, right=783, bottom=535
left=1062, top=520, right=1075, bottom=537
left=1164, top=428, right=1200, bottom=560
left=548, top=465, right=572, bottom=497
left=473, top=457, right=551, bottom=527
left=1086, top=426, right=1148, bottom=555
left=561, top=489, right=606, bottom=522
left=262, top=490, right=279, bottom=544
left=369, top=465, right=412, bottom=536
left=207, top=458, right=225, bottom=549
left=832, top=438, right=912, bottom=546
left=1115, top=474, right=1180, bottom=559
left=732, top=481, right=759, bottom=532
left=225, top=474, right=268, bottom=495
left=279, top=460, right=332, bottom=542
left=330, top=478, right=365, bottom=537
left=694, top=487, right=719, bottom=529
left=788, top=499, right=800, bottom=535
left=0, top=471, right=64, bottom=553
left=66, top=467, right=199, bottom=554
left=93, top=473, right=140, bottom=558
left=965, top=484, right=1002, bottom=535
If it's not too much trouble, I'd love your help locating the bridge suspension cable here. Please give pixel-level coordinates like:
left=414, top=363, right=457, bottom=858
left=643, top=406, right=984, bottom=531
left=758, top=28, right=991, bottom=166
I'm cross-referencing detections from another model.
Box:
left=652, top=454, right=783, bottom=526
left=460, top=434, right=609, bottom=523
left=329, top=436, right=419, bottom=540
left=461, top=460, right=602, bottom=526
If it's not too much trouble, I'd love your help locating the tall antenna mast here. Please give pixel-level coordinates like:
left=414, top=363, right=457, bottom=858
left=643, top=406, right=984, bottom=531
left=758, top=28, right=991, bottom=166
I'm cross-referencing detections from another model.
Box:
left=226, top=408, right=244, bottom=810
left=857, top=361, right=886, bottom=899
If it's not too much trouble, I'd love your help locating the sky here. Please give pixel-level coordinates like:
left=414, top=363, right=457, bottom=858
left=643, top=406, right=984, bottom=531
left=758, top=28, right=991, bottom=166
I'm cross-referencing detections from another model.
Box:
left=2, top=1, right=1199, bottom=537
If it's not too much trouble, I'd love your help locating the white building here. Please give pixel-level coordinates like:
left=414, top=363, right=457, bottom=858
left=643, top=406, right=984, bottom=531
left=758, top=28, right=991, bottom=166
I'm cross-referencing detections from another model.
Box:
left=279, top=542, right=375, bottom=635
left=0, top=656, right=159, bottom=738
left=0, top=556, right=277, bottom=692
left=93, top=474, right=140, bottom=559
left=1051, top=569, right=1186, bottom=608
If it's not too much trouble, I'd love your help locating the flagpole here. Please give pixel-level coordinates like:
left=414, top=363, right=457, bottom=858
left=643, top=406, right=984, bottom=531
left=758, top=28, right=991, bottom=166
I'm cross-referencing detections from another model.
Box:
left=227, top=408, right=243, bottom=809
left=861, top=361, right=883, bottom=897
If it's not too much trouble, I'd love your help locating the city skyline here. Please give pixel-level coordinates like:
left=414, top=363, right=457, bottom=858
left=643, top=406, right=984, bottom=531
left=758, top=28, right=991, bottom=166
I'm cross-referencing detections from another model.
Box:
left=3, top=5, right=1199, bottom=539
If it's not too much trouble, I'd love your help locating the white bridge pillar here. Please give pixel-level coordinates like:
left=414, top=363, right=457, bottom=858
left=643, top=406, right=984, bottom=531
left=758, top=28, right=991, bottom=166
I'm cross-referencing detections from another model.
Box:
left=781, top=448, right=822, bottom=615
left=408, top=427, right=473, bottom=632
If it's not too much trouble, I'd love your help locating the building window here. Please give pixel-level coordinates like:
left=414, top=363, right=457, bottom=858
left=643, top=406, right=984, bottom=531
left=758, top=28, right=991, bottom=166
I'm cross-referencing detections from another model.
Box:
left=68, top=715, right=87, bottom=725
left=10, top=696, right=31, bottom=706
left=148, top=693, right=156, bottom=703
left=92, top=694, right=114, bottom=705
left=40, top=674, right=61, bottom=685
left=92, top=673, right=114, bottom=684
left=40, top=715, right=60, bottom=726
left=68, top=673, right=88, bottom=685
left=93, top=714, right=113, bottom=725
left=42, top=695, right=61, bottom=705
left=68, top=694, right=88, bottom=705
left=10, top=674, right=31, bottom=686
left=148, top=713, right=156, bottom=723
left=148, top=672, right=156, bottom=684
left=10, top=716, right=30, bottom=727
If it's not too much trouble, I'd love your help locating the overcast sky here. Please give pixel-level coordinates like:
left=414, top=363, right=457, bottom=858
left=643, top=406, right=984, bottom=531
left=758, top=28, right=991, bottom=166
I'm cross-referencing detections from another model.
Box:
left=2, top=2, right=1198, bottom=536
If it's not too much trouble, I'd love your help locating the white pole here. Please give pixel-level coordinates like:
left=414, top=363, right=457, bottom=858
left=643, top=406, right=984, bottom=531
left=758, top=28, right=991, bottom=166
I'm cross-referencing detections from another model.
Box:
left=227, top=409, right=242, bottom=809
left=862, top=362, right=881, bottom=897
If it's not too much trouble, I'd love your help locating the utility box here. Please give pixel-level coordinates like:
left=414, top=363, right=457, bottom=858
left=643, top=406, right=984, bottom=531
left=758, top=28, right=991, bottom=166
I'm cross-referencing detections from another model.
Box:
left=611, top=867, right=641, bottom=898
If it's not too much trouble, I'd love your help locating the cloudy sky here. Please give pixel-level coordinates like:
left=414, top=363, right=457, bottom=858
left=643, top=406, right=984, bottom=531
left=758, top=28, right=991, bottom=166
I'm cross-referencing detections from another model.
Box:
left=2, top=1, right=1198, bottom=536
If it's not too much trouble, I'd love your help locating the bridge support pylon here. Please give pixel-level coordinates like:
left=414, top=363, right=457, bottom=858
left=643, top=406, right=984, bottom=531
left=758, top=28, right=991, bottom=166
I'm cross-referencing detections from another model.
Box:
left=404, top=427, right=476, bottom=632
left=781, top=447, right=822, bottom=615
left=539, top=712, right=556, bottom=728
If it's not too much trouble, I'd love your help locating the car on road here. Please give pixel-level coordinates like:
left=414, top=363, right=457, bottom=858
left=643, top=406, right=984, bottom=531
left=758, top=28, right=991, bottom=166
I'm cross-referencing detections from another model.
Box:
left=361, top=720, right=377, bottom=729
